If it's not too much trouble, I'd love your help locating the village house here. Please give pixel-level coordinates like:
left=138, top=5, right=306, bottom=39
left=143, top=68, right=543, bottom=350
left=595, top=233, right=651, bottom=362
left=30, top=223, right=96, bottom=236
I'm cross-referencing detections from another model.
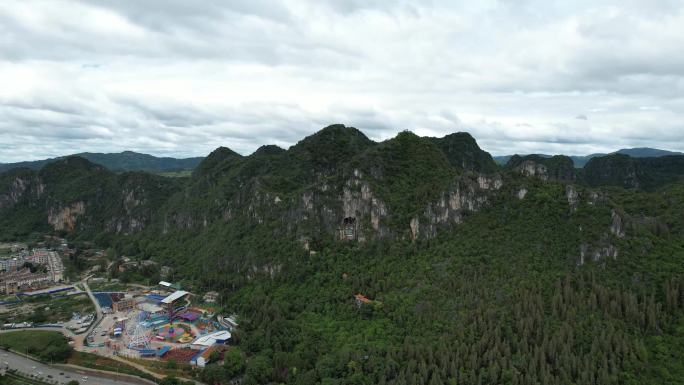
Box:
left=113, top=296, right=136, bottom=312
left=203, top=291, right=219, bottom=303
left=0, top=268, right=51, bottom=294
left=354, top=293, right=373, bottom=308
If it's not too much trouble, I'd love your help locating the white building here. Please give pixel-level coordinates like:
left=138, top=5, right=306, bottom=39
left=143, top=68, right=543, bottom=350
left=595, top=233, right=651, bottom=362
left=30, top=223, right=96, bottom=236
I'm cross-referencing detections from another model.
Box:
left=192, top=330, right=231, bottom=348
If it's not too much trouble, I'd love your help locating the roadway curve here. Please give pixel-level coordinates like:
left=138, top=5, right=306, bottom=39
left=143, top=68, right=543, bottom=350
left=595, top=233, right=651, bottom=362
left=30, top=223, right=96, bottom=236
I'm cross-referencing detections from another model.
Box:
left=82, top=277, right=104, bottom=336
left=1, top=349, right=154, bottom=385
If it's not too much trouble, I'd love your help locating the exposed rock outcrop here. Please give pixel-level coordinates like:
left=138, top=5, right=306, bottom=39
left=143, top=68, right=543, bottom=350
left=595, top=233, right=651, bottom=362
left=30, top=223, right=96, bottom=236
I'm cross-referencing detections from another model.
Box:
left=507, top=155, right=576, bottom=181
left=0, top=173, right=44, bottom=210
left=578, top=242, right=619, bottom=265
left=566, top=185, right=579, bottom=210
left=412, top=174, right=502, bottom=240
left=516, top=188, right=528, bottom=200
left=610, top=210, right=625, bottom=238
left=48, top=201, right=85, bottom=231
left=516, top=160, right=550, bottom=180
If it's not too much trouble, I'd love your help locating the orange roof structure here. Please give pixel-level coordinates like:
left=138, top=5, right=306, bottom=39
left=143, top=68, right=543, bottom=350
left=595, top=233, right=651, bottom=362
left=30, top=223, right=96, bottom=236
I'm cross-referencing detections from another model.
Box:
left=354, top=293, right=372, bottom=304
left=200, top=346, right=217, bottom=359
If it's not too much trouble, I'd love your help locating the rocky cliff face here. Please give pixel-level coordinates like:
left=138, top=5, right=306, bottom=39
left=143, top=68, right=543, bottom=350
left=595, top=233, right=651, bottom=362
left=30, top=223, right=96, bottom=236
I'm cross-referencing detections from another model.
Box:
left=578, top=242, right=619, bottom=265
left=507, top=155, right=576, bottom=181
left=153, top=126, right=506, bottom=244
left=48, top=201, right=86, bottom=231
left=566, top=185, right=579, bottom=210
left=410, top=174, right=502, bottom=240
left=0, top=170, right=45, bottom=210
left=0, top=158, right=180, bottom=237
left=2, top=125, right=668, bottom=257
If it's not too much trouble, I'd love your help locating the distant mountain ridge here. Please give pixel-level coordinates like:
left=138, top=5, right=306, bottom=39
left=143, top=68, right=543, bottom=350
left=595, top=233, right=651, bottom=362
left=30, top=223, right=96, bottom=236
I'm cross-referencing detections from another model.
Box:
left=0, top=151, right=204, bottom=174
left=3, top=125, right=684, bottom=383
left=494, top=147, right=683, bottom=167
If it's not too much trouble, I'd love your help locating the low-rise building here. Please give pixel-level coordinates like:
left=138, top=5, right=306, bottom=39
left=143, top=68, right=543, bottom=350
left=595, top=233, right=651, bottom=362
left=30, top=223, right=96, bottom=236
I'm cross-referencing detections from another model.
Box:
left=203, top=291, right=219, bottom=303
left=196, top=346, right=218, bottom=368
left=160, top=266, right=172, bottom=279
left=46, top=251, right=64, bottom=282
left=354, top=293, right=373, bottom=308
left=161, top=290, right=189, bottom=314
left=192, top=330, right=231, bottom=348
left=219, top=315, right=239, bottom=330
left=113, top=297, right=136, bottom=313
left=0, top=268, right=51, bottom=294
left=30, top=249, right=50, bottom=265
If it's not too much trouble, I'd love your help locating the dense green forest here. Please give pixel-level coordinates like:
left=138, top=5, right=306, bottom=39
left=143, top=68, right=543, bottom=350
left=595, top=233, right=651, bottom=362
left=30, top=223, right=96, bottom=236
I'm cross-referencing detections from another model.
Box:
left=2, top=126, right=684, bottom=384
left=0, top=150, right=203, bottom=174
left=137, top=179, right=684, bottom=385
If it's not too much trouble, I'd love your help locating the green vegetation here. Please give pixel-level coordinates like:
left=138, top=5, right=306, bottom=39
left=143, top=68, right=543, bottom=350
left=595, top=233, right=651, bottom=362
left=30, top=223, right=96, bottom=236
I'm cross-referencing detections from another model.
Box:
left=199, top=348, right=246, bottom=384
left=0, top=157, right=182, bottom=241
left=0, top=332, right=156, bottom=382
left=88, top=281, right=130, bottom=292
left=119, top=356, right=193, bottom=379
left=67, top=351, right=155, bottom=381
left=109, top=260, right=160, bottom=285
left=3, top=127, right=684, bottom=384
left=506, top=154, right=576, bottom=181
left=0, top=294, right=94, bottom=324
left=354, top=131, right=456, bottom=228
left=584, top=153, right=684, bottom=189
left=0, top=370, right=53, bottom=385
left=428, top=131, right=498, bottom=173
left=157, top=170, right=193, bottom=178
left=0, top=331, right=72, bottom=362
left=0, top=151, right=202, bottom=174
left=159, top=376, right=195, bottom=385
left=113, top=180, right=684, bottom=385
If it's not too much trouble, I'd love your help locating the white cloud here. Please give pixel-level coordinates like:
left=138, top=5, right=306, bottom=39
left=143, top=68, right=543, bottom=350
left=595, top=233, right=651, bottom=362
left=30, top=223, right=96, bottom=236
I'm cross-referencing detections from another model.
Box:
left=0, top=0, right=683, bottom=163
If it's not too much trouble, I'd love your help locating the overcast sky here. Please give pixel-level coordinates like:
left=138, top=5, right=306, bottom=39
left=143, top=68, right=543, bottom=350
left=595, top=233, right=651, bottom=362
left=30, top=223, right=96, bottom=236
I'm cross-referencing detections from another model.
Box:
left=1, top=0, right=683, bottom=162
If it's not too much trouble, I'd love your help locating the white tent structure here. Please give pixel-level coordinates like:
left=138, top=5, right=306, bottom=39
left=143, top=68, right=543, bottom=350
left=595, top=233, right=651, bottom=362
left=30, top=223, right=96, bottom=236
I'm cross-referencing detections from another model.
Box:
left=191, top=330, right=231, bottom=348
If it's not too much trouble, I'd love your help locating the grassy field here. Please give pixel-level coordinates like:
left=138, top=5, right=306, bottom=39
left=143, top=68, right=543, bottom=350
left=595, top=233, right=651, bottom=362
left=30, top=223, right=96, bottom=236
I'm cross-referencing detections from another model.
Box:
left=0, top=293, right=94, bottom=324
left=0, top=330, right=72, bottom=363
left=89, top=281, right=130, bottom=292
left=121, top=355, right=195, bottom=379
left=0, top=294, right=18, bottom=302
left=67, top=351, right=155, bottom=381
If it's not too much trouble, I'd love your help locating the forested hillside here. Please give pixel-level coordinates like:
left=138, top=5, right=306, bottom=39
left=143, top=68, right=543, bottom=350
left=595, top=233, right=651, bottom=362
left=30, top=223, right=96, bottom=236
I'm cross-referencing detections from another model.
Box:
left=2, top=125, right=684, bottom=384
left=0, top=150, right=203, bottom=174
left=494, top=147, right=684, bottom=168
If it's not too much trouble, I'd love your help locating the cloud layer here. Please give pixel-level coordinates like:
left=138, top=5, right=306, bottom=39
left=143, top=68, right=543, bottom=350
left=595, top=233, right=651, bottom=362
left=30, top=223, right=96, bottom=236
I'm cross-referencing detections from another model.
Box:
left=1, top=0, right=683, bottom=162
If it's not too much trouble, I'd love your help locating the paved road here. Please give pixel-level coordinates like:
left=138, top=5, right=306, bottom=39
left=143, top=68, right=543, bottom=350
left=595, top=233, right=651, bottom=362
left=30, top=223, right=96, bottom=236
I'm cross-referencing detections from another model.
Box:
left=1, top=349, right=147, bottom=385
left=82, top=278, right=104, bottom=338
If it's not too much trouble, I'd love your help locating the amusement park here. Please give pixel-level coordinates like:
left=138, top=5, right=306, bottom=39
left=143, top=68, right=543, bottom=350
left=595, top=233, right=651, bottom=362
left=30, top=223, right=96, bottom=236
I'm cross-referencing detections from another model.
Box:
left=87, top=281, right=238, bottom=368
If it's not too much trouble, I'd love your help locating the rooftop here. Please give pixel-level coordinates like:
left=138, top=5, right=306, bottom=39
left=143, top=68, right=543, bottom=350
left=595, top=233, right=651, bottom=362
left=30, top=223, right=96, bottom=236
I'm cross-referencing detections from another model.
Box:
left=192, top=330, right=231, bottom=347
left=354, top=293, right=372, bottom=304
left=161, top=290, right=189, bottom=304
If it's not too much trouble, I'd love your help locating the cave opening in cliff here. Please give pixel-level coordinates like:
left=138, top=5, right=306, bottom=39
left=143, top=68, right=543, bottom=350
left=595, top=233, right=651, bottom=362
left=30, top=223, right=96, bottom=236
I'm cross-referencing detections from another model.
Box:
left=342, top=217, right=356, bottom=239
